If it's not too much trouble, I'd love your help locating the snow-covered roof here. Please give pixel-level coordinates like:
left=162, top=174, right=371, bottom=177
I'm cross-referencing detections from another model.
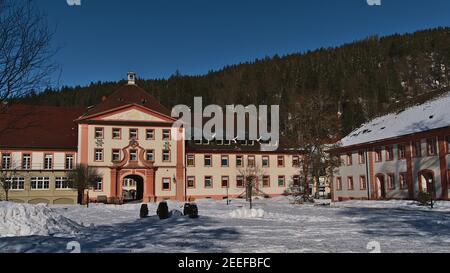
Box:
left=340, top=91, right=450, bottom=147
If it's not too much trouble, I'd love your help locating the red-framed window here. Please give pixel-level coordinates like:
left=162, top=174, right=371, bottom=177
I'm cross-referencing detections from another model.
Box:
left=278, top=176, right=285, bottom=187
left=129, top=128, right=138, bottom=140
left=162, top=129, right=171, bottom=140
left=112, top=128, right=121, bottom=139
left=375, top=147, right=383, bottom=162
left=187, top=176, right=195, bottom=189
left=94, top=178, right=103, bottom=191
left=347, top=176, right=354, bottom=191
left=112, top=149, right=121, bottom=162
left=236, top=176, right=244, bottom=188
left=385, top=145, right=394, bottom=161
left=236, top=155, right=244, bottom=167
left=292, top=156, right=300, bottom=167
left=359, top=176, right=367, bottom=190
left=262, top=176, right=270, bottom=188
left=162, top=150, right=171, bottom=162
left=346, top=153, right=353, bottom=166
left=204, top=176, right=213, bottom=188
left=221, top=155, right=229, bottom=167
left=387, top=174, right=396, bottom=190
left=248, top=155, right=256, bottom=167
left=221, top=176, right=229, bottom=188
left=277, top=155, right=285, bottom=167
left=398, top=144, right=406, bottom=160
left=336, top=177, right=342, bottom=191
left=187, top=154, right=195, bottom=167
left=412, top=140, right=422, bottom=157
left=358, top=151, right=365, bottom=164
left=204, top=155, right=212, bottom=167
left=145, top=150, right=154, bottom=162
left=427, top=138, right=437, bottom=156
left=162, top=177, right=171, bottom=191
left=94, top=127, right=104, bottom=139
left=146, top=129, right=155, bottom=140
left=94, top=149, right=103, bottom=162
left=262, top=156, right=270, bottom=167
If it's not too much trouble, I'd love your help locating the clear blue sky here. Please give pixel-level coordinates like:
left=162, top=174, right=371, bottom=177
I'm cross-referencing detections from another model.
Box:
left=35, top=0, right=450, bottom=87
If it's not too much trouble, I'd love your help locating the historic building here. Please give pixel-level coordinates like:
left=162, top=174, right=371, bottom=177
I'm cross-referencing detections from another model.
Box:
left=0, top=73, right=305, bottom=205
left=330, top=92, right=450, bottom=201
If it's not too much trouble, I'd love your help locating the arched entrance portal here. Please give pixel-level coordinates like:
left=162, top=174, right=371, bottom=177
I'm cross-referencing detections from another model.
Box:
left=122, top=175, right=144, bottom=202
left=375, top=174, right=386, bottom=200
left=419, top=170, right=435, bottom=198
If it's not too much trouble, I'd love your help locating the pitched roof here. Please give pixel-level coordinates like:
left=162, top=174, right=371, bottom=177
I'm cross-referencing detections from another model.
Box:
left=340, top=91, right=450, bottom=148
left=79, top=84, right=171, bottom=120
left=0, top=104, right=85, bottom=150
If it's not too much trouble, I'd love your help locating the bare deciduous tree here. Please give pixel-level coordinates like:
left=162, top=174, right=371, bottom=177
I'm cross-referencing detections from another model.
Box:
left=0, top=166, right=17, bottom=201
left=0, top=0, right=56, bottom=111
left=238, top=164, right=264, bottom=209
left=67, top=164, right=101, bottom=207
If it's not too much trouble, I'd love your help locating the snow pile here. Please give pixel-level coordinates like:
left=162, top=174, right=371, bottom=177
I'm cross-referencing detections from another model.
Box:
left=229, top=208, right=265, bottom=219
left=0, top=202, right=81, bottom=238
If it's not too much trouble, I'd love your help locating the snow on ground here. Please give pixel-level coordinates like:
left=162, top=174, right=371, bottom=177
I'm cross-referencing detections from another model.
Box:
left=1, top=197, right=450, bottom=253
left=0, top=202, right=81, bottom=238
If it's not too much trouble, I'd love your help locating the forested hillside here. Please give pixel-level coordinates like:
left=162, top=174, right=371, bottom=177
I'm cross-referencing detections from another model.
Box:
left=18, top=27, right=450, bottom=137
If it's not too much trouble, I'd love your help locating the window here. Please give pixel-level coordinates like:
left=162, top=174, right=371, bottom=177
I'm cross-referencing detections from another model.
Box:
left=94, top=149, right=103, bottom=162
left=112, top=128, right=121, bottom=139
left=398, top=144, right=406, bottom=160
left=1, top=153, right=11, bottom=169
left=44, top=154, right=53, bottom=169
left=187, top=176, right=195, bottom=189
left=262, top=156, right=270, bottom=167
left=162, top=177, right=171, bottom=190
left=65, top=154, right=74, bottom=170
left=204, top=176, right=213, bottom=188
left=162, top=129, right=171, bottom=140
left=129, top=128, right=138, bottom=140
left=399, top=173, right=408, bottom=190
left=359, top=176, right=367, bottom=190
left=248, top=156, right=255, bottom=167
left=146, top=129, right=155, bottom=140
left=162, top=150, right=171, bottom=162
left=146, top=150, right=154, bottom=162
left=278, top=176, right=285, bottom=187
left=262, top=176, right=270, bottom=187
left=358, top=151, right=365, bottom=164
left=55, top=177, right=71, bottom=189
left=293, top=175, right=301, bottom=187
left=95, top=127, right=104, bottom=139
left=346, top=153, right=353, bottom=165
left=385, top=146, right=394, bottom=161
left=292, top=156, right=300, bottom=167
left=129, top=149, right=138, bottom=161
left=31, top=177, right=50, bottom=190
left=236, top=155, right=243, bottom=167
left=94, top=179, right=103, bottom=191
left=347, top=177, right=354, bottom=191
left=387, top=174, right=396, bottom=190
left=375, top=147, right=383, bottom=162
left=204, top=155, right=212, bottom=167
left=221, top=176, right=229, bottom=188
left=427, top=138, right=437, bottom=156
left=236, top=176, right=244, bottom=188
left=412, top=140, right=422, bottom=157
left=277, top=156, right=285, bottom=167
left=112, top=149, right=121, bottom=162
left=187, top=154, right=195, bottom=167
left=221, top=155, right=229, bottom=167
left=22, top=154, right=31, bottom=170
left=336, top=177, right=342, bottom=191
left=7, top=177, right=25, bottom=190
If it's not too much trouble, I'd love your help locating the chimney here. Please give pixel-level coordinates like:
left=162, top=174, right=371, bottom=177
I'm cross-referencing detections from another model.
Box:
left=127, top=72, right=136, bottom=85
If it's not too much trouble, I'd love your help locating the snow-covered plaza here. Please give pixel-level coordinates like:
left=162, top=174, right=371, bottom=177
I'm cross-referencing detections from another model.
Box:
left=1, top=197, right=450, bottom=253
